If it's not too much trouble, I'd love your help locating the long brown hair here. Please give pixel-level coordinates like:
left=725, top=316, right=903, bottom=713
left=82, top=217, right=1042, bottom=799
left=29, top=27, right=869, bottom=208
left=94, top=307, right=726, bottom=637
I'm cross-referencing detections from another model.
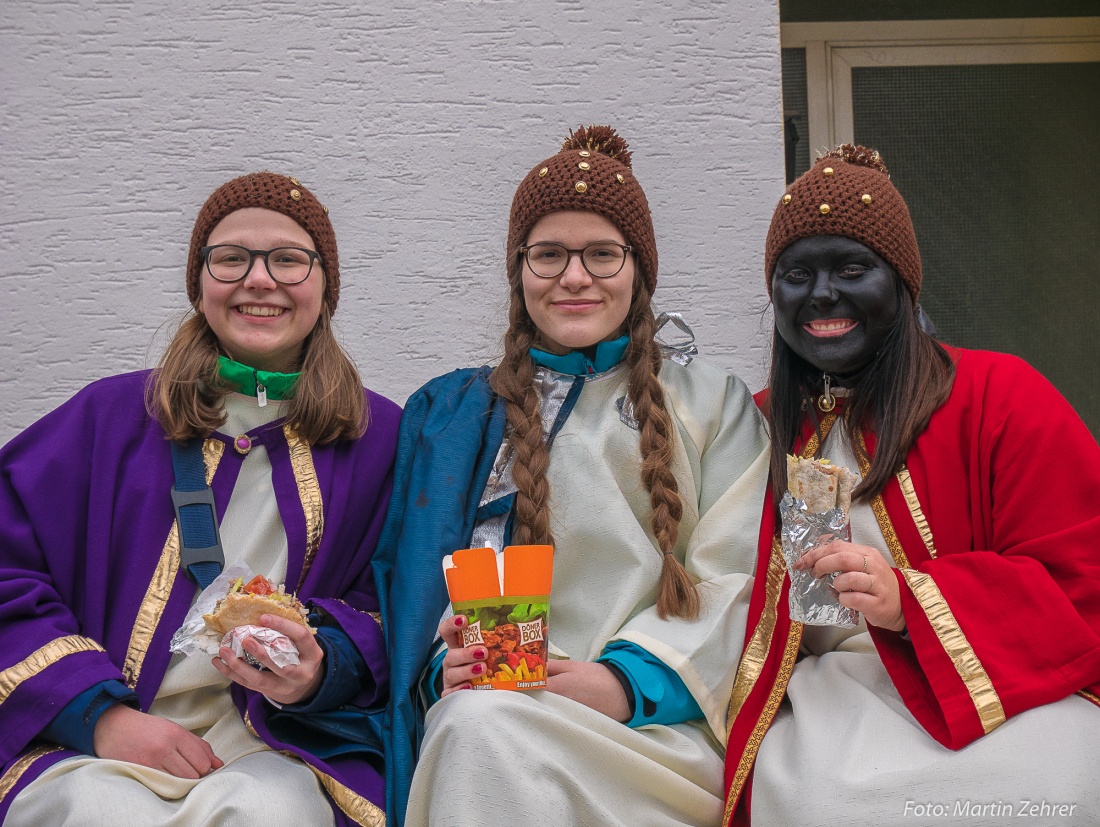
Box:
left=767, top=277, right=954, bottom=504
left=489, top=253, right=699, bottom=620
left=148, top=310, right=366, bottom=445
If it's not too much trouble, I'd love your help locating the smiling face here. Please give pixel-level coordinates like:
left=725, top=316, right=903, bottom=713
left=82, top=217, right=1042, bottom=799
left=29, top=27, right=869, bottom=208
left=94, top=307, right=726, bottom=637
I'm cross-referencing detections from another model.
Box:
left=521, top=211, right=635, bottom=355
left=198, top=207, right=325, bottom=373
left=771, top=235, right=900, bottom=377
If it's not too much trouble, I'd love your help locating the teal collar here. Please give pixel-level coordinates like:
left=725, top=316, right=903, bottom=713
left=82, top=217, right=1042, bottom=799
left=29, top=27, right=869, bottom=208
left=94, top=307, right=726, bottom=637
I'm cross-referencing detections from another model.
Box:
left=216, top=356, right=299, bottom=400
left=529, top=335, right=629, bottom=376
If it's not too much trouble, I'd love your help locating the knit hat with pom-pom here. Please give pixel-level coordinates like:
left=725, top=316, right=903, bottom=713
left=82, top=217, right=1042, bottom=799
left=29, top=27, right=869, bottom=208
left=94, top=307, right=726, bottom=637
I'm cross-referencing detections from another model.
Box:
left=508, top=125, right=658, bottom=293
left=765, top=145, right=922, bottom=301
left=187, top=172, right=340, bottom=312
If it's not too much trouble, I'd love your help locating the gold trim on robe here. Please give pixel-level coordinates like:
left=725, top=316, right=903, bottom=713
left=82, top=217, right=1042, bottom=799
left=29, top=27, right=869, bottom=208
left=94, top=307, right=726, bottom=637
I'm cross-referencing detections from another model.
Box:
left=721, top=419, right=832, bottom=825
left=727, top=540, right=785, bottom=727
left=897, top=467, right=938, bottom=559
left=0, top=745, right=65, bottom=804
left=247, top=718, right=385, bottom=826
left=852, top=429, right=911, bottom=569
left=307, top=766, right=386, bottom=827
left=284, top=425, right=324, bottom=589
left=123, top=438, right=224, bottom=688
left=723, top=619, right=802, bottom=827
left=726, top=413, right=836, bottom=726
left=0, top=636, right=106, bottom=704
left=1078, top=689, right=1100, bottom=708
left=803, top=411, right=837, bottom=459
left=900, top=569, right=1007, bottom=734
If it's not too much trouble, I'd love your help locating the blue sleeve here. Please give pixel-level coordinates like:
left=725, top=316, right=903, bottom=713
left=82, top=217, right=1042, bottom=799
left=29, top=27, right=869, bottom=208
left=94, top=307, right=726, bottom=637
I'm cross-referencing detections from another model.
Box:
left=419, top=647, right=447, bottom=710
left=41, top=679, right=139, bottom=755
left=597, top=640, right=702, bottom=728
left=278, top=625, right=367, bottom=713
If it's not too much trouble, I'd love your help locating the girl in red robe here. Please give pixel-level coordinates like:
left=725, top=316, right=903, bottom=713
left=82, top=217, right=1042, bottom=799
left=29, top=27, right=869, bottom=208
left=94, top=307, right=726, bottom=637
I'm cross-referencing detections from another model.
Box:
left=723, top=146, right=1100, bottom=826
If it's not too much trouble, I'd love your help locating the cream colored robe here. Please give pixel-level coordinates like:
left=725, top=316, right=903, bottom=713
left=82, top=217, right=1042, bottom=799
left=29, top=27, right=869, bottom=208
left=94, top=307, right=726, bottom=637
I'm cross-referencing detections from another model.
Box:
left=407, top=358, right=769, bottom=827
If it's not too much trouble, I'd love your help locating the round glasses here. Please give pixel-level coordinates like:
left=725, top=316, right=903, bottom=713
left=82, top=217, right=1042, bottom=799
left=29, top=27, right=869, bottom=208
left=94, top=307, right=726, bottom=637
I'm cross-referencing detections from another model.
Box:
left=201, top=245, right=322, bottom=285
left=521, top=242, right=633, bottom=279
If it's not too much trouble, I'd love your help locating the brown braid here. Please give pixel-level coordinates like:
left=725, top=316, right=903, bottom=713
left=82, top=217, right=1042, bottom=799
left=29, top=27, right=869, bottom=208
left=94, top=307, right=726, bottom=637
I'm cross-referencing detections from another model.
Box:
left=625, top=289, right=699, bottom=620
left=491, top=252, right=697, bottom=619
left=489, top=264, right=554, bottom=547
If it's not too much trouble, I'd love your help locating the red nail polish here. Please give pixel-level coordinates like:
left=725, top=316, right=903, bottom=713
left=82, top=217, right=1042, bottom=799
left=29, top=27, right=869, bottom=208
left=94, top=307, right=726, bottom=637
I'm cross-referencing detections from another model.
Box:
left=454, top=616, right=465, bottom=627
left=472, top=663, right=485, bottom=675
left=475, top=648, right=486, bottom=659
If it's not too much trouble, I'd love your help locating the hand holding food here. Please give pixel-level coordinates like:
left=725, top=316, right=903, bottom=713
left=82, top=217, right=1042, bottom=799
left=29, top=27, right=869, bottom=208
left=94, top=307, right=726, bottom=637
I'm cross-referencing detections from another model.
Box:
left=438, top=614, right=484, bottom=697
left=211, top=611, right=326, bottom=704
left=794, top=539, right=905, bottom=631
left=781, top=455, right=860, bottom=626
left=442, top=545, right=553, bottom=691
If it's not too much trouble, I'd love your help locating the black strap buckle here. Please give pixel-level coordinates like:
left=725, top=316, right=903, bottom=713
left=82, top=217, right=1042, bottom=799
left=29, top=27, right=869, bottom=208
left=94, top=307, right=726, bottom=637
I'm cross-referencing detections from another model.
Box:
left=171, top=485, right=226, bottom=575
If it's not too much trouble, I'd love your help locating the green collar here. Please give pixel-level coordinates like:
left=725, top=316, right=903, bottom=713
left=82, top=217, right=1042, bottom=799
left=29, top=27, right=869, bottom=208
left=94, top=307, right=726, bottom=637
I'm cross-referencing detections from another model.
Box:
left=216, top=356, right=299, bottom=400
left=529, top=335, right=629, bottom=376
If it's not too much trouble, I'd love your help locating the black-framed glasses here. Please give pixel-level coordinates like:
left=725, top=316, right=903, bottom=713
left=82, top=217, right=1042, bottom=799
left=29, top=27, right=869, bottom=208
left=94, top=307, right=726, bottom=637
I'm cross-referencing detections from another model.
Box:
left=520, top=242, right=633, bottom=279
left=201, top=245, right=322, bottom=285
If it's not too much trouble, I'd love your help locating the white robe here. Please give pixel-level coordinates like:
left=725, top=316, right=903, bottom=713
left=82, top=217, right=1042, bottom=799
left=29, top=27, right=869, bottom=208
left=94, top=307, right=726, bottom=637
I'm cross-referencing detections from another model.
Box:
left=407, top=358, right=769, bottom=827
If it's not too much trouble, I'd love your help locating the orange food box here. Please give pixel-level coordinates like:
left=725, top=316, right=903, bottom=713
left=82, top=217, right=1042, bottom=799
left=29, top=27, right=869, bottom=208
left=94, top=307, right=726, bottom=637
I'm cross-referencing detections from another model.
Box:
left=443, top=545, right=553, bottom=691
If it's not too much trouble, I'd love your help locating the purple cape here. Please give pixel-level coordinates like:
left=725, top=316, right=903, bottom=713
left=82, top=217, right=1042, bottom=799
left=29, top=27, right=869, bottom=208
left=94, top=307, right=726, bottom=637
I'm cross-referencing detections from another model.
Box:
left=0, top=371, right=398, bottom=825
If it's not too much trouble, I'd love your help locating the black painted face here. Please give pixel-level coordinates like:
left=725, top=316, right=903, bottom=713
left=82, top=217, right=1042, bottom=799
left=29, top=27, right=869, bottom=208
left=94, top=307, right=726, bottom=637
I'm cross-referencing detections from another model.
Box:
left=771, top=235, right=901, bottom=377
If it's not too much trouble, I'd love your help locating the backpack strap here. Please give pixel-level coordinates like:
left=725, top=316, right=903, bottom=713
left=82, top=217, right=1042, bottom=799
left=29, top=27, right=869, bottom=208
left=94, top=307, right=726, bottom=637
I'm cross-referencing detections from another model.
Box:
left=170, top=439, right=225, bottom=589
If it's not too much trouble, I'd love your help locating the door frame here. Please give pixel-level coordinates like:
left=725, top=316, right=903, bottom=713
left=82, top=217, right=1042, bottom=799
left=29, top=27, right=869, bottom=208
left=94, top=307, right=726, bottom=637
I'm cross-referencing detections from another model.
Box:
left=780, top=18, right=1100, bottom=153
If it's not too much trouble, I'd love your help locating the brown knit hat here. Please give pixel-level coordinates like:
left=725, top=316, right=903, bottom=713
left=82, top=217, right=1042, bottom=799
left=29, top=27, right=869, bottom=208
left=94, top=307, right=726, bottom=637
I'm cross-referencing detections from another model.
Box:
left=187, top=172, right=340, bottom=312
left=765, top=145, right=921, bottom=301
left=508, top=125, right=658, bottom=293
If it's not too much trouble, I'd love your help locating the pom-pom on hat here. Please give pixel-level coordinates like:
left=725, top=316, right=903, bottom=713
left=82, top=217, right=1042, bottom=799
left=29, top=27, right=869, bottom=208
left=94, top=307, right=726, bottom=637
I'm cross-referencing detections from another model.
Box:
left=187, top=172, right=340, bottom=312
left=508, top=125, right=658, bottom=293
left=765, top=145, right=921, bottom=301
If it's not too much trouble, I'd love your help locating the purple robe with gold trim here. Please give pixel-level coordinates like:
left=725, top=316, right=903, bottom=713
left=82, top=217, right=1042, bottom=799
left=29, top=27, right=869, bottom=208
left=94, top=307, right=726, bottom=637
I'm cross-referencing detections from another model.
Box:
left=0, top=371, right=398, bottom=826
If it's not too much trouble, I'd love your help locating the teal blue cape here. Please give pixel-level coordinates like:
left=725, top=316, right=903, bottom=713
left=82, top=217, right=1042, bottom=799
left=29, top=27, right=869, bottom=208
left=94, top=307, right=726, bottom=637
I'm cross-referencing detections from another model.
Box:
left=373, top=367, right=506, bottom=825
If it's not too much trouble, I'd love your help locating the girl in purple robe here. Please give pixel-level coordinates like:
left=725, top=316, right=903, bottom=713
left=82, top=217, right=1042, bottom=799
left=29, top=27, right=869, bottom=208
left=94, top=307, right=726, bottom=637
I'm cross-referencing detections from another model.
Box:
left=0, top=172, right=399, bottom=827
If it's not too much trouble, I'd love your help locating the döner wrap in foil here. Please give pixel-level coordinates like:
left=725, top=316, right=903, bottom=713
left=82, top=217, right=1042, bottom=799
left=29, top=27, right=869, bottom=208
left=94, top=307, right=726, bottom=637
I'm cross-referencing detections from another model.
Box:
left=781, top=455, right=860, bottom=627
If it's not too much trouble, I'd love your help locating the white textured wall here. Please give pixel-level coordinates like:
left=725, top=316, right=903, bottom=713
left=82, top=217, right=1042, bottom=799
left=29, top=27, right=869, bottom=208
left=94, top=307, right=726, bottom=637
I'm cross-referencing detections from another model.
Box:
left=0, top=0, right=784, bottom=444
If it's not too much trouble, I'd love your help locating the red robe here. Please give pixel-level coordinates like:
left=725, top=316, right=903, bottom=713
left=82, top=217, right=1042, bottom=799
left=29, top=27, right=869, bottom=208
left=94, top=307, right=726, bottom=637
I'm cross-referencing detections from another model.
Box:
left=722, top=348, right=1100, bottom=825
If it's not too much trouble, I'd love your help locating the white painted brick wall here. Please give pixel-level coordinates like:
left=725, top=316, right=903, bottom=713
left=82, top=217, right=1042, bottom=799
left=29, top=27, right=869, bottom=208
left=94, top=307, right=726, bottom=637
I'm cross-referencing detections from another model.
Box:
left=0, top=0, right=784, bottom=444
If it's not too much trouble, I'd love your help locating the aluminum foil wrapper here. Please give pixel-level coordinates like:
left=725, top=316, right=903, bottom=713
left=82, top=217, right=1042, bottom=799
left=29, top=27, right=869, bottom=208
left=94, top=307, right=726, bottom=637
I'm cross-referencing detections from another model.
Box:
left=169, top=561, right=306, bottom=666
left=170, top=560, right=254, bottom=657
left=221, top=624, right=301, bottom=668
left=780, top=492, right=860, bottom=627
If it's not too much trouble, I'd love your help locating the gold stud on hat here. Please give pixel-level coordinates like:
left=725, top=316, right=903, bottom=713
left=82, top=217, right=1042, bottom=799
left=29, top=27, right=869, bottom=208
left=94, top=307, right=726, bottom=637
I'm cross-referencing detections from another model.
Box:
left=782, top=194, right=792, bottom=205
left=539, top=167, right=548, bottom=178
left=819, top=203, right=831, bottom=215
left=578, top=150, right=591, bottom=157
left=616, top=173, right=625, bottom=184
left=289, top=177, right=300, bottom=186
left=578, top=161, right=591, bottom=171
left=323, top=205, right=329, bottom=214
left=823, top=167, right=835, bottom=176
left=575, top=181, right=588, bottom=193
left=861, top=193, right=873, bottom=204
left=290, top=189, right=302, bottom=201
